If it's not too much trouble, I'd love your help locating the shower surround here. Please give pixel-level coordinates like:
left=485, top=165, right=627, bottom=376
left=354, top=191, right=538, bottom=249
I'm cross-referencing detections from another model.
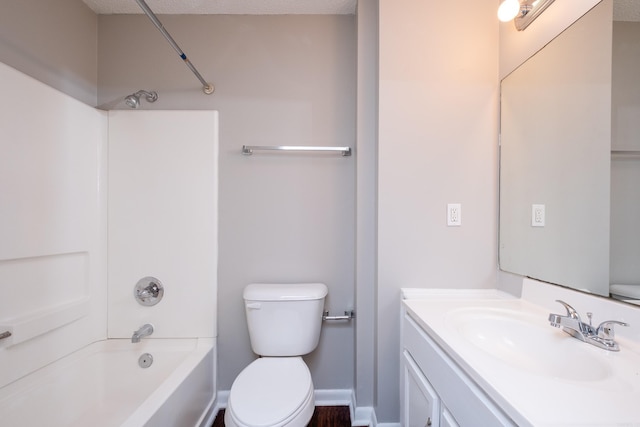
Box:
left=0, top=61, right=218, bottom=425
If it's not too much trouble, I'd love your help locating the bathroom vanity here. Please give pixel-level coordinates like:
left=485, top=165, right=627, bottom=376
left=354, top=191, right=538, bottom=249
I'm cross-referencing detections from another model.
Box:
left=401, top=279, right=640, bottom=426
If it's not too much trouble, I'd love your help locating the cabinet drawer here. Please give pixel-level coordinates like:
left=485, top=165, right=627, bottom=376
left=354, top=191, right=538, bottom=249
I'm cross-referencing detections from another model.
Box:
left=403, top=313, right=515, bottom=426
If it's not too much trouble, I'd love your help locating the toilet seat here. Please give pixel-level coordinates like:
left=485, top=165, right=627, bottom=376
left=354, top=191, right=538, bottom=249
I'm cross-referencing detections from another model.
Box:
left=226, top=357, right=315, bottom=427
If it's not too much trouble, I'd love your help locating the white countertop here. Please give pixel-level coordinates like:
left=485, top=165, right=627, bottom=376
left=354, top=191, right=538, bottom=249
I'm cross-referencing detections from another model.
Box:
left=402, top=280, right=640, bottom=426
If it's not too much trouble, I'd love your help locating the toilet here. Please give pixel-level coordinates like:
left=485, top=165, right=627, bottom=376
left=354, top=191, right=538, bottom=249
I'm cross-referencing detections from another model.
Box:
left=225, top=283, right=328, bottom=427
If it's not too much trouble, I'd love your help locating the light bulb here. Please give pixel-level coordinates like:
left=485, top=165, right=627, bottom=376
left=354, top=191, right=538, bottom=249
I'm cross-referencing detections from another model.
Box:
left=498, top=0, right=521, bottom=22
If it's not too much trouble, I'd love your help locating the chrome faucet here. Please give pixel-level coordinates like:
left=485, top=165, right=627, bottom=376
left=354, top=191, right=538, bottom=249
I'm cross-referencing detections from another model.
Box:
left=131, top=323, right=154, bottom=343
left=548, top=300, right=629, bottom=351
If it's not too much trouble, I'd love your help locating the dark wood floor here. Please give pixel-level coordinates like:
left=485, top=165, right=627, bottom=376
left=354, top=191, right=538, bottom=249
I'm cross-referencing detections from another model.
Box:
left=212, top=406, right=352, bottom=427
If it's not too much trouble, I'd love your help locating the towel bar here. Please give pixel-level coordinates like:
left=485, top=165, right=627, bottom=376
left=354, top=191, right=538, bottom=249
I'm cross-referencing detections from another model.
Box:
left=242, top=145, right=351, bottom=156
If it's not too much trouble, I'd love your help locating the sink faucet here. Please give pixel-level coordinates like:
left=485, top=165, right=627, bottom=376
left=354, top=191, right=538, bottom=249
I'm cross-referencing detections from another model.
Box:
left=548, top=300, right=628, bottom=351
left=131, top=323, right=154, bottom=343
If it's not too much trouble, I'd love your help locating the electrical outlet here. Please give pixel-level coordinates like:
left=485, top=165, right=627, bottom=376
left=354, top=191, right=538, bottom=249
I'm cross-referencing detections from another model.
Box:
left=532, top=204, right=545, bottom=227
left=447, top=203, right=461, bottom=226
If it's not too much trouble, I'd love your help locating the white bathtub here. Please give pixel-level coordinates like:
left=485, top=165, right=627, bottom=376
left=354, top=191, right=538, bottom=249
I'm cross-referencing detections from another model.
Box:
left=0, top=338, right=215, bottom=427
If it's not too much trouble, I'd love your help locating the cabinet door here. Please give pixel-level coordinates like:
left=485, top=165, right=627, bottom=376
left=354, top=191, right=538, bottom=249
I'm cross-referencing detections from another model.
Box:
left=441, top=405, right=460, bottom=427
left=402, top=350, right=439, bottom=427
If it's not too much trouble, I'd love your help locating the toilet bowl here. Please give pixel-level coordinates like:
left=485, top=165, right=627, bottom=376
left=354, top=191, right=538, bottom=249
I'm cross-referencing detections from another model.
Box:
left=225, top=357, right=315, bottom=427
left=225, top=283, right=327, bottom=427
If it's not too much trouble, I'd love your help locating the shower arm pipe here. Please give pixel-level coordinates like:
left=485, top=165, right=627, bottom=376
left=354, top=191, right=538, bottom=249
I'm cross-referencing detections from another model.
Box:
left=134, top=0, right=214, bottom=94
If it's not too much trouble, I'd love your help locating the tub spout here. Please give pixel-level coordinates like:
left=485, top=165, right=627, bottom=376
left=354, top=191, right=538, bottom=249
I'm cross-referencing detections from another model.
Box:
left=131, top=323, right=154, bottom=343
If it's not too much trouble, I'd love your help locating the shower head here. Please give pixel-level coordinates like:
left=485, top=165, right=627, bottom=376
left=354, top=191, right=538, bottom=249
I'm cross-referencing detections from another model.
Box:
left=124, top=90, right=158, bottom=108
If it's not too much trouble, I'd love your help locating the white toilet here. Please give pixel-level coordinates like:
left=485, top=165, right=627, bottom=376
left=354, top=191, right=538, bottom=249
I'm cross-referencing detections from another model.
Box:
left=225, top=283, right=328, bottom=427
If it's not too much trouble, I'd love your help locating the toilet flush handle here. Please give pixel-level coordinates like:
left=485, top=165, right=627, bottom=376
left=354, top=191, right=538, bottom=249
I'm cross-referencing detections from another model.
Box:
left=246, top=302, right=261, bottom=310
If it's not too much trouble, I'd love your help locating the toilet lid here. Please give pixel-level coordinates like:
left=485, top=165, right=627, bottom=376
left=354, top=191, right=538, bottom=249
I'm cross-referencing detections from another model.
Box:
left=229, top=357, right=313, bottom=427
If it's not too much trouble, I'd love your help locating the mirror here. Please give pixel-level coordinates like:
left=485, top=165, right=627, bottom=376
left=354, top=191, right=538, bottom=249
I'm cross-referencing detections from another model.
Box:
left=499, top=0, right=640, bottom=301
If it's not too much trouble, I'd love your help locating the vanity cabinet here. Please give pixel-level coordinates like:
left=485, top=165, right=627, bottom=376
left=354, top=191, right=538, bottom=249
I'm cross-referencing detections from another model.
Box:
left=402, top=350, right=439, bottom=426
left=401, top=310, right=515, bottom=427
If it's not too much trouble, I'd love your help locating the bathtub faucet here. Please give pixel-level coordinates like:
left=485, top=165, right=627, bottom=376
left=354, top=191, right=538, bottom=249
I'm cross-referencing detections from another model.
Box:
left=131, top=323, right=154, bottom=343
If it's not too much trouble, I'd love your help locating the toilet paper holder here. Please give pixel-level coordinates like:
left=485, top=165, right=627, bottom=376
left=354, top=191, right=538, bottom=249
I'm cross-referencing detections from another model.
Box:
left=322, top=310, right=355, bottom=321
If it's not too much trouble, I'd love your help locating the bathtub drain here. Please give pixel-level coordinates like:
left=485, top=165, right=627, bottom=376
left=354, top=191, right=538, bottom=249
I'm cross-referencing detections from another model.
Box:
left=138, top=353, right=153, bottom=368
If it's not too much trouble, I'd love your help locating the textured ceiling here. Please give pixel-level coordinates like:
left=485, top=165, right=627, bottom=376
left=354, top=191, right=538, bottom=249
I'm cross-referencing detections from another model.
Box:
left=81, top=0, right=357, bottom=15
left=614, top=0, right=640, bottom=21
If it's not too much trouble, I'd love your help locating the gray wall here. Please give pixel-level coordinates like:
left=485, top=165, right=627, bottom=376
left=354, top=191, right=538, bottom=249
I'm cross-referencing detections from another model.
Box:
left=98, top=14, right=357, bottom=391
left=354, top=0, right=378, bottom=411
left=0, top=0, right=98, bottom=105
left=1, top=0, right=359, bottom=402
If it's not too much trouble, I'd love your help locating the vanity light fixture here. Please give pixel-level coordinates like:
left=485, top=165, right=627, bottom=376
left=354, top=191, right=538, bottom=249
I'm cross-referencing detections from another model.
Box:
left=498, top=0, right=556, bottom=31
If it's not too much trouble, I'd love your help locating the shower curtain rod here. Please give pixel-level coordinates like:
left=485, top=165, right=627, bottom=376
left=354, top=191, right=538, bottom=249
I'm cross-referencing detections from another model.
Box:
left=135, top=0, right=214, bottom=94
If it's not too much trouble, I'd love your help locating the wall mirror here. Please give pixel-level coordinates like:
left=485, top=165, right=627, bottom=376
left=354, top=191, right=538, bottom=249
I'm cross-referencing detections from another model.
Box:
left=499, top=0, right=640, bottom=302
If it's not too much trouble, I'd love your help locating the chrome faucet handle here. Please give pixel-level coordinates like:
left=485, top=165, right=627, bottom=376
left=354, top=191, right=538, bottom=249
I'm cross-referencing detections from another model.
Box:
left=141, top=282, right=160, bottom=298
left=596, top=320, right=629, bottom=341
left=134, top=277, right=164, bottom=306
left=555, top=300, right=581, bottom=320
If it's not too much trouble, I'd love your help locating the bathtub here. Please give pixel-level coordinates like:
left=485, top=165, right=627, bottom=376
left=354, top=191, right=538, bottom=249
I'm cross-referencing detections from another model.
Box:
left=0, top=338, right=215, bottom=427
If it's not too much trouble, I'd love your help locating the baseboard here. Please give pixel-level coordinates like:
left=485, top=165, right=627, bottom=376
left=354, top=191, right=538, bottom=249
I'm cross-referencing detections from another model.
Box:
left=213, top=388, right=391, bottom=427
left=214, top=390, right=230, bottom=408
left=351, top=403, right=400, bottom=427
left=353, top=406, right=376, bottom=427
left=314, top=389, right=353, bottom=406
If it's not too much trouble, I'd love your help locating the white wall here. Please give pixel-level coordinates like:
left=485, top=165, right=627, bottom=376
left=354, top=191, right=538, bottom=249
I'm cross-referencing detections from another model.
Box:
left=0, top=61, right=107, bottom=387
left=107, top=110, right=218, bottom=339
left=377, top=0, right=498, bottom=421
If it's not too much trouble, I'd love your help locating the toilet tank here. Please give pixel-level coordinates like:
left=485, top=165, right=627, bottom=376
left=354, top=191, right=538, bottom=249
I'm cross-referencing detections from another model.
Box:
left=243, top=283, right=328, bottom=356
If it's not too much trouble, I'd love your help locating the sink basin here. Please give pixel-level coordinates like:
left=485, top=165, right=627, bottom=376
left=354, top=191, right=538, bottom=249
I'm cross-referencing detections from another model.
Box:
left=446, top=307, right=611, bottom=382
